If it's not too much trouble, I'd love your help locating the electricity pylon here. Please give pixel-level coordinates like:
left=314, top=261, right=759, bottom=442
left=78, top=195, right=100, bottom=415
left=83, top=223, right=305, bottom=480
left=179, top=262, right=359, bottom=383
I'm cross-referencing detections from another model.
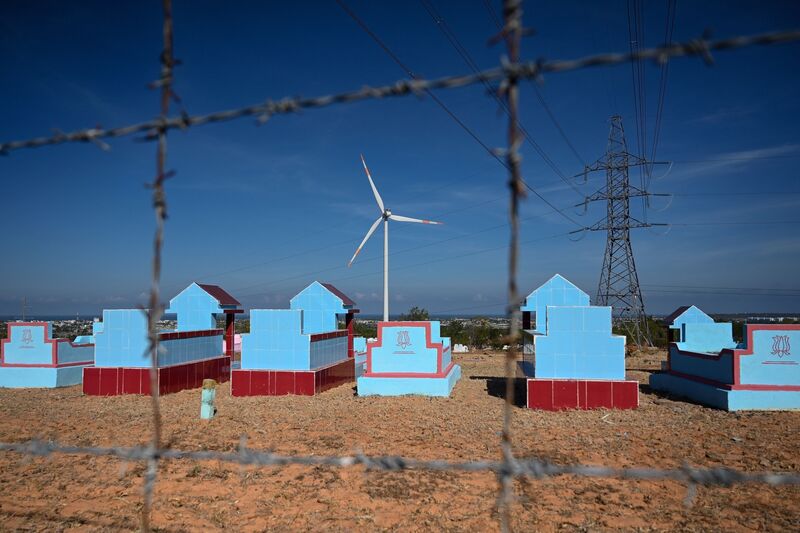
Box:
left=572, top=116, right=669, bottom=347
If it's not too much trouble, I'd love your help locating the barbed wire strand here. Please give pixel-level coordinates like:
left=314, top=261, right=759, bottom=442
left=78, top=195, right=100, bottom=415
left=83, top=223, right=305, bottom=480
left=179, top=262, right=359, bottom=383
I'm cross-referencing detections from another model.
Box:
left=1, top=29, right=798, bottom=155
left=500, top=1, right=524, bottom=531
left=141, top=1, right=173, bottom=530
left=1, top=439, right=798, bottom=487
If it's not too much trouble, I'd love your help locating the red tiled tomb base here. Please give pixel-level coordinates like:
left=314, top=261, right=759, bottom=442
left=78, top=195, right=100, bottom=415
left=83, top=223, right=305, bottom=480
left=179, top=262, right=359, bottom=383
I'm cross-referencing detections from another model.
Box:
left=527, top=378, right=639, bottom=410
left=83, top=356, right=231, bottom=396
left=231, top=358, right=354, bottom=397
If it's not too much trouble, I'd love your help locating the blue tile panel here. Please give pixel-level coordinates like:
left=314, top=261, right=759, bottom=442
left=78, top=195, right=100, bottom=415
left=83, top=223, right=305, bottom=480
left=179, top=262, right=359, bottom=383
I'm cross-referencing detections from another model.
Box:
left=521, top=274, right=590, bottom=334
left=353, top=337, right=367, bottom=355
left=309, top=337, right=349, bottom=369
left=93, top=310, right=150, bottom=367
left=159, top=335, right=223, bottom=367
left=165, top=282, right=226, bottom=331
left=56, top=342, right=94, bottom=364
left=668, top=344, right=735, bottom=383
left=650, top=373, right=800, bottom=411
left=241, top=310, right=310, bottom=370
left=240, top=309, right=349, bottom=371
left=368, top=323, right=450, bottom=375
left=739, top=329, right=800, bottom=387
left=358, top=364, right=461, bottom=396
left=677, top=323, right=737, bottom=354
left=3, top=323, right=53, bottom=365
left=0, top=366, right=86, bottom=388
left=533, top=306, right=625, bottom=380
left=289, top=281, right=349, bottom=335
left=93, top=309, right=222, bottom=368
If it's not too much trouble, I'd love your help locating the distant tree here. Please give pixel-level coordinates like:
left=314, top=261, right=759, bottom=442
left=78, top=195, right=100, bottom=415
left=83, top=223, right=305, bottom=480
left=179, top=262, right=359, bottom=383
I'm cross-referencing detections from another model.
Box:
left=442, top=320, right=468, bottom=345
left=469, top=317, right=492, bottom=348
left=488, top=326, right=507, bottom=350
left=400, top=306, right=429, bottom=321
left=354, top=321, right=377, bottom=338
left=648, top=318, right=668, bottom=348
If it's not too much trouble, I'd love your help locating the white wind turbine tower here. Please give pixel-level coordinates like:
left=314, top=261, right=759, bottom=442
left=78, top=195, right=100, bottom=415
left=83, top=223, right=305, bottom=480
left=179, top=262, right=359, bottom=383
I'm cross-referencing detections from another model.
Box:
left=348, top=154, right=442, bottom=322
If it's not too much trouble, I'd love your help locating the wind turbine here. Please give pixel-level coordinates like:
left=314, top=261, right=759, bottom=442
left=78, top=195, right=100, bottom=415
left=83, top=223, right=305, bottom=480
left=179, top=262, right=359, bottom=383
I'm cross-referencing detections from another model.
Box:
left=348, top=154, right=442, bottom=322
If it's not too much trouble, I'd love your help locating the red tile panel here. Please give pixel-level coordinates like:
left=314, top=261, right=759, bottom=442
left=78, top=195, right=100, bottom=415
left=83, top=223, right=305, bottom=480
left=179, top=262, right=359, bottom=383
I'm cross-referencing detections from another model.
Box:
left=83, top=367, right=100, bottom=395
left=577, top=380, right=588, bottom=409
left=98, top=368, right=119, bottom=396
left=275, top=372, right=294, bottom=396
left=251, top=370, right=270, bottom=395
left=121, top=368, right=142, bottom=394
left=231, top=370, right=250, bottom=396
left=586, top=381, right=613, bottom=409
left=527, top=379, right=553, bottom=410
left=141, top=369, right=152, bottom=396
left=83, top=356, right=230, bottom=397
left=527, top=379, right=639, bottom=411
left=295, top=372, right=315, bottom=396
left=230, top=359, right=354, bottom=397
left=552, top=380, right=579, bottom=410
left=612, top=381, right=639, bottom=409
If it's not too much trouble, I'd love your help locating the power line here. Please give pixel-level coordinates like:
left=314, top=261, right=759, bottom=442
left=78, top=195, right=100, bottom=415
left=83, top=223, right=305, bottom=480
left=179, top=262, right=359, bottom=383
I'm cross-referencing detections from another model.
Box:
left=672, top=155, right=800, bottom=163
left=335, top=0, right=583, bottom=227
left=627, top=0, right=649, bottom=221
left=670, top=220, right=800, bottom=226
left=422, top=0, right=583, bottom=187
left=649, top=0, right=677, bottom=191
left=673, top=191, right=800, bottom=196
left=478, top=0, right=586, bottom=167
left=644, top=283, right=800, bottom=293
left=644, top=289, right=800, bottom=297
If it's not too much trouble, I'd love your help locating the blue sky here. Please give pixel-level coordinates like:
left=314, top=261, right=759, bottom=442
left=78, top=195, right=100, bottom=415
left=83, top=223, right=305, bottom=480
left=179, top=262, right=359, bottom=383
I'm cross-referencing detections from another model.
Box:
left=1, top=0, right=799, bottom=318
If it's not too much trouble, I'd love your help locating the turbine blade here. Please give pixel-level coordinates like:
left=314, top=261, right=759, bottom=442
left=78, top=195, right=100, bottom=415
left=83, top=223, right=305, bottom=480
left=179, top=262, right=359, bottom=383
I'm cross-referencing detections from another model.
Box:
left=360, top=154, right=384, bottom=212
left=348, top=216, right=383, bottom=266
left=388, top=214, right=443, bottom=225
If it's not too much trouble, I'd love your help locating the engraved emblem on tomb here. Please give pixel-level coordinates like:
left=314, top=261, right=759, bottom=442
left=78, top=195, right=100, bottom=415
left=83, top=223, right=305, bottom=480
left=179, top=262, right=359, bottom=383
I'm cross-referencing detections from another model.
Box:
left=396, top=330, right=412, bottom=350
left=771, top=335, right=791, bottom=357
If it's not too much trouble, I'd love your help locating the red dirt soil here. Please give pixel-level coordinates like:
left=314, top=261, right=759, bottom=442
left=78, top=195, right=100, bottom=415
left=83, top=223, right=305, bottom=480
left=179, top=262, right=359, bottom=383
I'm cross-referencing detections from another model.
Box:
left=0, top=349, right=798, bottom=531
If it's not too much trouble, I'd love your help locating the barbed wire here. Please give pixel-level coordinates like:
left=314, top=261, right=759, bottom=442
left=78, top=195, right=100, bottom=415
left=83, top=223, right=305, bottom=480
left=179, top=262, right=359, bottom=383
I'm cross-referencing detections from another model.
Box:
left=2, top=2, right=800, bottom=531
left=0, top=29, right=797, bottom=155
left=139, top=0, right=174, bottom=530
left=499, top=1, right=524, bottom=531
left=1, top=438, right=799, bottom=487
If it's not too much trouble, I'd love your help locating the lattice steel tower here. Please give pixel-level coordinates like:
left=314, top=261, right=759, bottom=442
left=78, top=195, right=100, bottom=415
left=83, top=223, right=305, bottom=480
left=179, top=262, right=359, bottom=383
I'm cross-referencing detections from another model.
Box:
left=574, top=116, right=667, bottom=346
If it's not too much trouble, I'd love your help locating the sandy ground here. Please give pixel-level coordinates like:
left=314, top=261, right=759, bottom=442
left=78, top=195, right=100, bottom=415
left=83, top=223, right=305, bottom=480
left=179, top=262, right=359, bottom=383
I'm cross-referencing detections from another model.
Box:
left=0, top=349, right=798, bottom=532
